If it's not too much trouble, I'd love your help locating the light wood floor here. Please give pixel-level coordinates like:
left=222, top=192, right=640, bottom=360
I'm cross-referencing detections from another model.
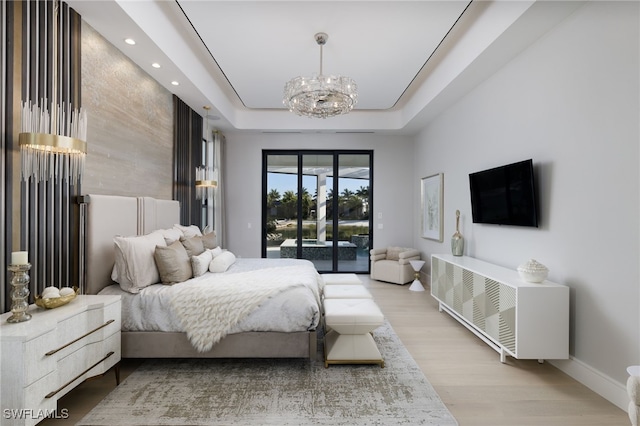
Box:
left=42, top=275, right=628, bottom=425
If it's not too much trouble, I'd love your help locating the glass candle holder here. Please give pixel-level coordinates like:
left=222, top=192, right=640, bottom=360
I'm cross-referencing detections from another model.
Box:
left=7, top=263, right=32, bottom=323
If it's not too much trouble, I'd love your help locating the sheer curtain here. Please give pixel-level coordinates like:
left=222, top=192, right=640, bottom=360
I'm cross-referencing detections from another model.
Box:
left=212, top=131, right=226, bottom=248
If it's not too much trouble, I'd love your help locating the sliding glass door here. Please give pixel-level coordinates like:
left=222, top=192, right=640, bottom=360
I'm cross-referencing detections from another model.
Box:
left=263, top=150, right=372, bottom=273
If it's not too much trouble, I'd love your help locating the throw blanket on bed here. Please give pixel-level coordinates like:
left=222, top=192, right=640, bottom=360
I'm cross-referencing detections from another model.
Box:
left=169, top=265, right=321, bottom=352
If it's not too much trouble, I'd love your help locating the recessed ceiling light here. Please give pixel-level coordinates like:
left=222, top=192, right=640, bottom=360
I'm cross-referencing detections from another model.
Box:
left=124, top=38, right=136, bottom=45
left=151, top=63, right=161, bottom=69
left=171, top=81, right=179, bottom=86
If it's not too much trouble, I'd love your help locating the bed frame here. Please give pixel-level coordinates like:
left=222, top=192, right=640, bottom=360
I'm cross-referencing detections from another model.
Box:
left=83, top=194, right=317, bottom=359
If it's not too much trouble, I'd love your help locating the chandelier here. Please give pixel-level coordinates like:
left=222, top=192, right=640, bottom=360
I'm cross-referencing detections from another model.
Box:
left=283, top=32, right=357, bottom=119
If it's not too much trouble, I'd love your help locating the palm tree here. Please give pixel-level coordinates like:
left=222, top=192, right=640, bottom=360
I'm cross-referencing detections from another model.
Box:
left=341, top=188, right=355, bottom=199
left=339, top=188, right=360, bottom=219
left=267, top=188, right=281, bottom=207
left=356, top=185, right=369, bottom=199
left=326, top=188, right=335, bottom=219
left=356, top=185, right=370, bottom=219
left=281, top=190, right=297, bottom=219
left=299, top=187, right=313, bottom=219
left=266, top=188, right=282, bottom=233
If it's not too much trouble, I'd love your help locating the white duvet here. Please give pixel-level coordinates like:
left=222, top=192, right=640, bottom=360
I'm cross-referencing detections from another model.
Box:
left=98, top=258, right=323, bottom=349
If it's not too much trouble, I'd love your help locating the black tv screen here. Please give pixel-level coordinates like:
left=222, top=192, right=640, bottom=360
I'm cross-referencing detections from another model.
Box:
left=469, top=159, right=538, bottom=227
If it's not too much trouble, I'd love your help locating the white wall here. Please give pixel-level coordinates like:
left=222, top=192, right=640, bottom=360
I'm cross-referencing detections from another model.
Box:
left=223, top=132, right=415, bottom=258
left=413, top=1, right=639, bottom=408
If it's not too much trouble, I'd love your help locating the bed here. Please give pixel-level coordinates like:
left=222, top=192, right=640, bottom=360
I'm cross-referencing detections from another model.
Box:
left=83, top=194, right=321, bottom=359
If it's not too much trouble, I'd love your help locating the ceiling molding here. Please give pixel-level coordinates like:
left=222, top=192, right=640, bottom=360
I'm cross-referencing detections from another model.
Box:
left=67, top=0, right=583, bottom=135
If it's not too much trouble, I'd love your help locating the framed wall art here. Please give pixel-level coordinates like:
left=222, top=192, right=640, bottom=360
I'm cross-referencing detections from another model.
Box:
left=421, top=173, right=443, bottom=241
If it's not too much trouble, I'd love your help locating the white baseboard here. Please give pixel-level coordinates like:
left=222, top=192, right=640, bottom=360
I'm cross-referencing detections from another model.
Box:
left=550, top=357, right=629, bottom=412
left=425, top=271, right=629, bottom=412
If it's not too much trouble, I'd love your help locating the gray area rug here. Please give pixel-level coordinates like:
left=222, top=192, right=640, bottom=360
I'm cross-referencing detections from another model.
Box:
left=78, top=321, right=457, bottom=425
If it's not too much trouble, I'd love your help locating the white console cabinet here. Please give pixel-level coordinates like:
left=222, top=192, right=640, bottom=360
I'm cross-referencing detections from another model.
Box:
left=0, top=295, right=121, bottom=426
left=431, top=254, right=568, bottom=363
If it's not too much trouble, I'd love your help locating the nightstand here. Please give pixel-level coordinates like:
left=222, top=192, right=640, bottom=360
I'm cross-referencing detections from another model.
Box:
left=0, top=295, right=121, bottom=426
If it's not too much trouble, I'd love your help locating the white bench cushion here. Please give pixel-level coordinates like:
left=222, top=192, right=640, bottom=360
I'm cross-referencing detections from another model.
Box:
left=321, top=273, right=362, bottom=285
left=324, top=298, right=384, bottom=334
left=323, top=285, right=372, bottom=299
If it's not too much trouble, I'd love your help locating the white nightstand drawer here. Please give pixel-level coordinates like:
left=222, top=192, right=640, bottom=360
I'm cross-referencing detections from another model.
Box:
left=53, top=309, right=109, bottom=359
left=1, top=295, right=122, bottom=426
left=2, top=370, right=57, bottom=426
left=23, top=330, right=57, bottom=387
left=23, top=371, right=57, bottom=419
left=103, top=300, right=121, bottom=333
left=102, top=331, right=122, bottom=369
left=54, top=339, right=116, bottom=399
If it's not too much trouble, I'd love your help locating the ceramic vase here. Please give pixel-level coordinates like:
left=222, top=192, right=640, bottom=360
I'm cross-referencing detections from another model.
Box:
left=451, top=210, right=464, bottom=256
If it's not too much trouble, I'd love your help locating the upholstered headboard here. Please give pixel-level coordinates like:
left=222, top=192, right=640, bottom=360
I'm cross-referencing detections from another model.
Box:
left=84, top=194, right=180, bottom=295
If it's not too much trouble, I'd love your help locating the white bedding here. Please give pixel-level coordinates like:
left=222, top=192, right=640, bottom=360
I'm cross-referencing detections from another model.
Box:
left=98, top=258, right=323, bottom=338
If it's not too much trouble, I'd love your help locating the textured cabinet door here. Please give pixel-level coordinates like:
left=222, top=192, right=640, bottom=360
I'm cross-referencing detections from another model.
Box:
left=482, top=278, right=516, bottom=353
left=431, top=254, right=568, bottom=362
left=0, top=295, right=121, bottom=426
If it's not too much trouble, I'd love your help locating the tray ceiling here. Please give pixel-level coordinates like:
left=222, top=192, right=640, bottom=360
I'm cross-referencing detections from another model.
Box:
left=66, top=1, right=582, bottom=134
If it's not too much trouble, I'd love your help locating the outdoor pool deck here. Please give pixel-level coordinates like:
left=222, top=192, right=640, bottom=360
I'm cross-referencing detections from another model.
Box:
left=279, top=239, right=357, bottom=260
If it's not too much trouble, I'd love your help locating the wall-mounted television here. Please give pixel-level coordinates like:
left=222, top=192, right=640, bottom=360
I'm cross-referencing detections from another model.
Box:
left=469, top=159, right=538, bottom=227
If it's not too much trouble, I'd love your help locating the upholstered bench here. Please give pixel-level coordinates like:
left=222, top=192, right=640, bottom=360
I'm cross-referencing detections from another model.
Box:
left=323, top=298, right=385, bottom=368
left=322, top=284, right=373, bottom=333
left=323, top=284, right=373, bottom=299
left=321, top=273, right=362, bottom=285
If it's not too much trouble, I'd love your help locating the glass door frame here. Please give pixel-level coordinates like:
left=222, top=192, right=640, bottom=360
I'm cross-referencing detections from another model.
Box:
left=261, top=149, right=374, bottom=273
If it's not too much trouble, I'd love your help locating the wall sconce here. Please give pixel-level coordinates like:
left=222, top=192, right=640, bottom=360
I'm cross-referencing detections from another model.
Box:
left=19, top=0, right=87, bottom=184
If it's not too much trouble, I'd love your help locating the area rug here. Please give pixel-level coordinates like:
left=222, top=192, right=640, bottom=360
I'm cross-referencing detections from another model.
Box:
left=77, top=321, right=457, bottom=425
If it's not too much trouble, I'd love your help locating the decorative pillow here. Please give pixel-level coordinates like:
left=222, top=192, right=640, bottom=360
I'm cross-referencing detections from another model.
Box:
left=191, top=249, right=214, bottom=277
left=210, top=246, right=223, bottom=258
left=174, top=224, right=202, bottom=238
left=209, top=251, right=236, bottom=273
left=154, top=241, right=193, bottom=284
left=181, top=235, right=205, bottom=257
left=159, top=227, right=183, bottom=245
left=386, top=246, right=406, bottom=261
left=201, top=231, right=218, bottom=250
left=113, top=232, right=166, bottom=293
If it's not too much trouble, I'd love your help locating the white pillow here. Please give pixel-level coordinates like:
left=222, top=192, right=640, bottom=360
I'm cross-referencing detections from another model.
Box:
left=211, top=246, right=223, bottom=258
left=111, top=229, right=172, bottom=283
left=191, top=249, right=215, bottom=277
left=209, top=251, right=236, bottom=273
left=174, top=224, right=202, bottom=238
left=159, top=227, right=183, bottom=245
left=113, top=232, right=166, bottom=293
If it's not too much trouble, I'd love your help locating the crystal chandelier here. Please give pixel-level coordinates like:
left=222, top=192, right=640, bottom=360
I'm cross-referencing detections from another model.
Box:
left=283, top=32, right=357, bottom=119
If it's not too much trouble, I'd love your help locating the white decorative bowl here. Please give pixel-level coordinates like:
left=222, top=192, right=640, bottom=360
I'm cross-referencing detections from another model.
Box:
left=517, top=259, right=549, bottom=283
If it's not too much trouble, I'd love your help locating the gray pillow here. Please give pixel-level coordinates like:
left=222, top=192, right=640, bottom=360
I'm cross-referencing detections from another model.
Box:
left=201, top=231, right=218, bottom=250
left=181, top=235, right=205, bottom=257
left=154, top=241, right=193, bottom=284
left=386, top=246, right=405, bottom=261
